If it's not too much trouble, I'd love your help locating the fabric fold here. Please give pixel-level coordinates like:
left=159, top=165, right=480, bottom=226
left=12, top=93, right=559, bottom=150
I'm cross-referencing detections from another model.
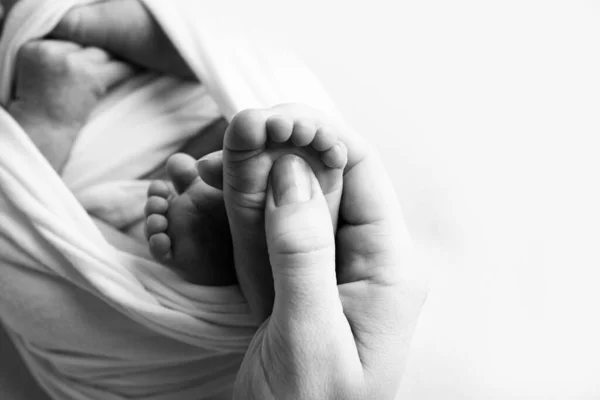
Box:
left=0, top=0, right=344, bottom=398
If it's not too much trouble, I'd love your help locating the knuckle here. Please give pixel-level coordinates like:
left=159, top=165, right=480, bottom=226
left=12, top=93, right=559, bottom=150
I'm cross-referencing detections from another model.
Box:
left=17, top=41, right=67, bottom=71
left=63, top=52, right=85, bottom=72
left=270, top=226, right=335, bottom=257
left=32, top=43, right=59, bottom=63
left=63, top=56, right=102, bottom=94
left=16, top=41, right=45, bottom=65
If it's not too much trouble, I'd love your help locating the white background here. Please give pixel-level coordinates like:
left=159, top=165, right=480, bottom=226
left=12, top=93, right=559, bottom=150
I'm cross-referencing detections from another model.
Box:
left=233, top=1, right=600, bottom=399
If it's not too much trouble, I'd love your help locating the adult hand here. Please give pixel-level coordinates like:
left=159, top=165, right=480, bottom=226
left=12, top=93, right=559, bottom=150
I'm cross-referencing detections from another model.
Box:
left=49, top=0, right=195, bottom=79
left=233, top=152, right=427, bottom=399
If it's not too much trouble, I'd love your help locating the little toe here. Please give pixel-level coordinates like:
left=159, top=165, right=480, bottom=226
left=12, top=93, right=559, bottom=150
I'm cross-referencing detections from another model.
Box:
left=148, top=180, right=171, bottom=198
left=144, top=195, right=169, bottom=217
left=148, top=233, right=172, bottom=260
left=311, top=125, right=338, bottom=152
left=290, top=119, right=317, bottom=147
left=322, top=142, right=348, bottom=169
left=166, top=153, right=200, bottom=194
left=266, top=115, right=294, bottom=143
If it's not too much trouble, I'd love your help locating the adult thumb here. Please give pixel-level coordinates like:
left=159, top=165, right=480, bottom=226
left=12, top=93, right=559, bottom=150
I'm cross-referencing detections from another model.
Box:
left=265, top=155, right=341, bottom=321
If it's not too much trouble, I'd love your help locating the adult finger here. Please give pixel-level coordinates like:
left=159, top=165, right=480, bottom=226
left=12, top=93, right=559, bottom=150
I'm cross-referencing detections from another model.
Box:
left=335, top=149, right=428, bottom=398
left=260, top=154, right=363, bottom=399
left=265, top=155, right=342, bottom=320
left=337, top=151, right=415, bottom=285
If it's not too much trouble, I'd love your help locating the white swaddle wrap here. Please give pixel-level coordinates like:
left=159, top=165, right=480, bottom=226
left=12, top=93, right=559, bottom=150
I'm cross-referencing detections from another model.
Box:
left=0, top=0, right=344, bottom=398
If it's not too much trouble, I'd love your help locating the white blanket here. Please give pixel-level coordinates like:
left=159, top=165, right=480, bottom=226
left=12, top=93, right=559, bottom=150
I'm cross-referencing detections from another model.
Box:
left=0, top=0, right=344, bottom=398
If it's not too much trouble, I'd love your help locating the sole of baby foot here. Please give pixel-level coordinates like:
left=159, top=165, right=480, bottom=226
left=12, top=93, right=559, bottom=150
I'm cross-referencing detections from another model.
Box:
left=145, top=153, right=236, bottom=286
left=222, top=103, right=353, bottom=322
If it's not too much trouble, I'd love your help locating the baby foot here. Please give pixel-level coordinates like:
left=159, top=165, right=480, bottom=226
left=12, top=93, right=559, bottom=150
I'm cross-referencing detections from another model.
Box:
left=144, top=153, right=236, bottom=286
left=7, top=39, right=133, bottom=172
left=223, top=103, right=350, bottom=322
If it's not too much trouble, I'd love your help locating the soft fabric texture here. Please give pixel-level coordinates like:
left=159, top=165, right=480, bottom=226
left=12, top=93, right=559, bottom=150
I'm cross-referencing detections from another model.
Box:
left=0, top=0, right=344, bottom=398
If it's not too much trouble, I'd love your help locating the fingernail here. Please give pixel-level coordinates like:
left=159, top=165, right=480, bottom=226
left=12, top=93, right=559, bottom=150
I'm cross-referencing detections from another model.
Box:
left=272, top=155, right=312, bottom=206
left=195, top=152, right=218, bottom=171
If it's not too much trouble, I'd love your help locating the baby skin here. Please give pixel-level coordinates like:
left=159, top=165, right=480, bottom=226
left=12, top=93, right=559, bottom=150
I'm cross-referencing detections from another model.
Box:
left=7, top=39, right=133, bottom=172
left=5, top=37, right=235, bottom=286
left=144, top=153, right=236, bottom=285
left=145, top=104, right=350, bottom=307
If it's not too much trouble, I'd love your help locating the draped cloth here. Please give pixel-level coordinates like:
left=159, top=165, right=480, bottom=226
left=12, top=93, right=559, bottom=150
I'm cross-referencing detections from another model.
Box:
left=0, top=0, right=344, bottom=398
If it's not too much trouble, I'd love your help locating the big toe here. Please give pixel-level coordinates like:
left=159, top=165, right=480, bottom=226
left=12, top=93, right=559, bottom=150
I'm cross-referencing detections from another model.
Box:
left=223, top=109, right=275, bottom=197
left=224, top=108, right=267, bottom=153
left=196, top=151, right=224, bottom=190
left=166, top=153, right=199, bottom=194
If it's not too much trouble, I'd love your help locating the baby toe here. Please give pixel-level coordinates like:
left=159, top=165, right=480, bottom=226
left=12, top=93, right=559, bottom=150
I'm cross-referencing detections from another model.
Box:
left=311, top=125, right=338, bottom=152
left=166, top=153, right=199, bottom=194
left=266, top=115, right=294, bottom=143
left=290, top=119, right=317, bottom=147
left=148, top=180, right=171, bottom=198
left=322, top=142, right=348, bottom=169
left=148, top=233, right=172, bottom=260
left=144, top=195, right=169, bottom=217
left=225, top=108, right=268, bottom=152
left=146, top=214, right=168, bottom=237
